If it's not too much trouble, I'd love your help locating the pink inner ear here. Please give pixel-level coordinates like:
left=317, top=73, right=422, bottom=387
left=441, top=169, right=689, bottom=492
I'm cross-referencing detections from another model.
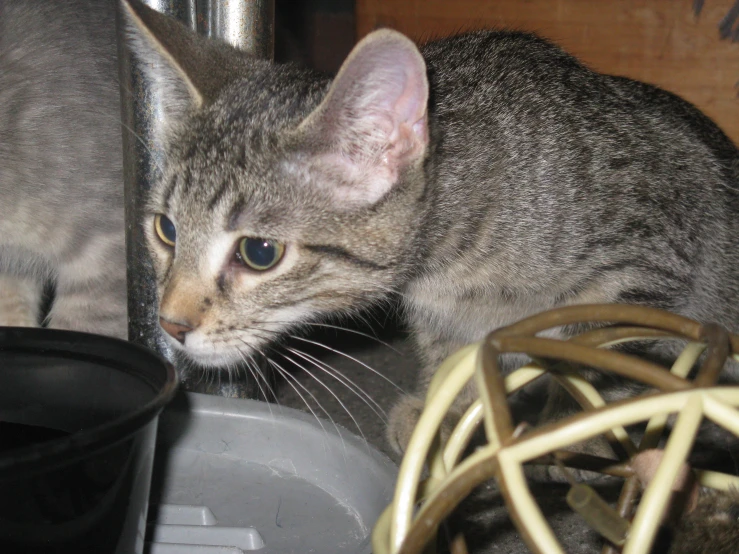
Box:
left=327, top=30, right=430, bottom=153
left=394, top=68, right=428, bottom=125
left=303, top=30, right=430, bottom=207
left=353, top=53, right=428, bottom=170
left=391, top=70, right=429, bottom=149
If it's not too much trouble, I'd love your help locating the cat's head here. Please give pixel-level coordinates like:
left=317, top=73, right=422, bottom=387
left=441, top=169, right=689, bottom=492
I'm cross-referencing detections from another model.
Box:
left=121, top=0, right=429, bottom=367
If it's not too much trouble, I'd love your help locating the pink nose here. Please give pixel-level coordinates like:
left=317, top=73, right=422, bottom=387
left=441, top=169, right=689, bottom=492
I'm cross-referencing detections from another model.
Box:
left=159, top=317, right=193, bottom=344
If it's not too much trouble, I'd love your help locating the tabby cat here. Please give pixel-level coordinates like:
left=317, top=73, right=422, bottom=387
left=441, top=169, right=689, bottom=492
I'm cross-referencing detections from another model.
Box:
left=2, top=0, right=739, bottom=456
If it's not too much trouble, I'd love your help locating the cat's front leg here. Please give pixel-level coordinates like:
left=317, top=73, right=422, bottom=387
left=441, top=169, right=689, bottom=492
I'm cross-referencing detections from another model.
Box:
left=48, top=257, right=128, bottom=340
left=0, top=274, right=42, bottom=327
left=386, top=328, right=471, bottom=455
left=386, top=323, right=533, bottom=455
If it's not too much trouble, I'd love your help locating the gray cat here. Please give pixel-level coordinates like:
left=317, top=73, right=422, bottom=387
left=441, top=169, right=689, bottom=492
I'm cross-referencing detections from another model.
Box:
left=2, top=0, right=739, bottom=458
left=0, top=0, right=126, bottom=338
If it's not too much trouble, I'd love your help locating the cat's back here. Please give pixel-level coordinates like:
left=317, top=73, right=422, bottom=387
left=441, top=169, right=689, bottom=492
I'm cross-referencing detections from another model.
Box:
left=0, top=0, right=118, bottom=136
left=0, top=0, right=115, bottom=62
left=0, top=0, right=122, bottom=260
left=421, top=29, right=738, bottom=164
left=413, top=29, right=739, bottom=332
left=420, top=28, right=739, bottom=223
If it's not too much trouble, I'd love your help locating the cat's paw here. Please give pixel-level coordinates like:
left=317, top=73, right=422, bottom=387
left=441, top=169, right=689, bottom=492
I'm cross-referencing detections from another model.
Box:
left=386, top=394, right=464, bottom=456
left=0, top=276, right=40, bottom=328
left=386, top=394, right=427, bottom=455
left=0, top=311, right=38, bottom=327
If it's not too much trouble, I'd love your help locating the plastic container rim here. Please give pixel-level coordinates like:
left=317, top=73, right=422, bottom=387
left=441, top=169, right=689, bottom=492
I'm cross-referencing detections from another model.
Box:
left=0, top=326, right=178, bottom=479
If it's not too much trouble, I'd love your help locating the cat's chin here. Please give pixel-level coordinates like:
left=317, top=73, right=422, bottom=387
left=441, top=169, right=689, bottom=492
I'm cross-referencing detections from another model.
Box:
left=182, top=349, right=244, bottom=369
left=168, top=341, right=247, bottom=369
left=158, top=326, right=265, bottom=368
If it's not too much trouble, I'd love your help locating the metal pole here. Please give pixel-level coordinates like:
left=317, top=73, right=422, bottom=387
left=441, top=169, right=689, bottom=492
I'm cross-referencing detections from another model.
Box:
left=197, top=0, right=275, bottom=57
left=115, top=1, right=275, bottom=391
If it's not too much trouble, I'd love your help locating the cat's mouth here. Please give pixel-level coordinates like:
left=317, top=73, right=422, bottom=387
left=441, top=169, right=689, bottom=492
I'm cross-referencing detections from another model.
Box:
left=181, top=347, right=244, bottom=368
left=160, top=328, right=262, bottom=369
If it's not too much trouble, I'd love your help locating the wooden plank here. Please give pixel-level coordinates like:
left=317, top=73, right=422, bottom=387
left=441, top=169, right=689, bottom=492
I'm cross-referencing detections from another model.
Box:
left=357, top=0, right=739, bottom=145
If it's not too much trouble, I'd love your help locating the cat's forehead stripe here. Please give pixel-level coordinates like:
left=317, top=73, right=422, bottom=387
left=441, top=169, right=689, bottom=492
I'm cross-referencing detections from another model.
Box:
left=207, top=178, right=233, bottom=211
left=226, top=197, right=246, bottom=231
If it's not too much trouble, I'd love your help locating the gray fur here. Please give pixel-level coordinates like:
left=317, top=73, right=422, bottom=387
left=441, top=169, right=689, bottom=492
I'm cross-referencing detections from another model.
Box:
left=0, top=0, right=126, bottom=337
left=125, top=4, right=739, bottom=452
left=3, top=1, right=739, bottom=455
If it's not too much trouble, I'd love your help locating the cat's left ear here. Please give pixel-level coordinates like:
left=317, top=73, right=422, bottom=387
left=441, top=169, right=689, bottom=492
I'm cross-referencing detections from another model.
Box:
left=298, top=29, right=429, bottom=208
left=120, top=0, right=243, bottom=120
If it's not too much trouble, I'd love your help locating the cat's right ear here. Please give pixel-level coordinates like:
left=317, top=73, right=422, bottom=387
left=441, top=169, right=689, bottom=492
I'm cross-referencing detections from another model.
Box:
left=297, top=29, right=429, bottom=209
left=120, top=0, right=239, bottom=119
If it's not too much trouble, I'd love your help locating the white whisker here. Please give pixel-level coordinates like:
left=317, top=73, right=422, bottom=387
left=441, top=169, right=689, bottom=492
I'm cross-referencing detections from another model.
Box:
left=233, top=344, right=274, bottom=419
left=281, top=350, right=369, bottom=445
left=287, top=334, right=406, bottom=394
left=284, top=346, right=387, bottom=422
left=258, top=319, right=402, bottom=355
left=266, top=357, right=344, bottom=454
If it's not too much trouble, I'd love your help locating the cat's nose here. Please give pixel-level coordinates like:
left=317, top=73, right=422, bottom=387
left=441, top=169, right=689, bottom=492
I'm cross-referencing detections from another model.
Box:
left=159, top=316, right=194, bottom=344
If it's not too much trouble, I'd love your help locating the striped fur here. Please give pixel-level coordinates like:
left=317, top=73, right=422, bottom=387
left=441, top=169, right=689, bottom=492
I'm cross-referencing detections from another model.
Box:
left=3, top=1, right=739, bottom=457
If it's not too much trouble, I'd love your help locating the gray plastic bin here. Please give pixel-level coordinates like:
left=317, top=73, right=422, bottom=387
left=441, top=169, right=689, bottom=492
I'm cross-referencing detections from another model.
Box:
left=147, top=393, right=397, bottom=553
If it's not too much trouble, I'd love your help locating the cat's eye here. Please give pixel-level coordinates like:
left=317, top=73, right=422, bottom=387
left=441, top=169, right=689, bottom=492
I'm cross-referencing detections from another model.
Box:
left=237, top=237, right=285, bottom=271
left=154, top=214, right=176, bottom=247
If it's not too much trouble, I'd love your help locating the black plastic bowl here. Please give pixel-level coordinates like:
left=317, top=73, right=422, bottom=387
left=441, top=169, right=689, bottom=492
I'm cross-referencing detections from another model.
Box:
left=0, top=327, right=177, bottom=554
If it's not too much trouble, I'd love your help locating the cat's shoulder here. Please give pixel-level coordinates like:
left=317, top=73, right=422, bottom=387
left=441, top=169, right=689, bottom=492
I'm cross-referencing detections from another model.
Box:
left=419, top=29, right=583, bottom=73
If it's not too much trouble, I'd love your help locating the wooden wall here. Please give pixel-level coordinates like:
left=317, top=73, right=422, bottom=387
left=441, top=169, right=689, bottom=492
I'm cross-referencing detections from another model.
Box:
left=357, top=0, right=739, bottom=145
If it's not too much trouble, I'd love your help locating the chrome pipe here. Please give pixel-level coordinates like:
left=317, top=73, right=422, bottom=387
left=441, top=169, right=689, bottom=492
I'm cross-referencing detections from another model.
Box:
left=197, top=0, right=275, bottom=57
